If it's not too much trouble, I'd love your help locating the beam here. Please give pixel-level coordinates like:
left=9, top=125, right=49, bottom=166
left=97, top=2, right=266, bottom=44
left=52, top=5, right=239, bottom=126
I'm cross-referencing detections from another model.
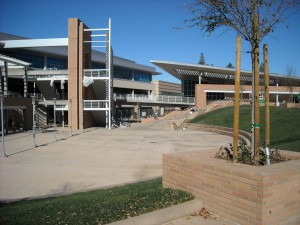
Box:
left=1, top=38, right=68, bottom=48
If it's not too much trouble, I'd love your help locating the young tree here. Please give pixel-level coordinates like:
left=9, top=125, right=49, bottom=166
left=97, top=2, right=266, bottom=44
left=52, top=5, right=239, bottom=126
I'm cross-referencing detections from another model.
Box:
left=226, top=62, right=234, bottom=68
left=199, top=52, right=206, bottom=65
left=184, top=0, right=300, bottom=158
left=259, top=63, right=264, bottom=72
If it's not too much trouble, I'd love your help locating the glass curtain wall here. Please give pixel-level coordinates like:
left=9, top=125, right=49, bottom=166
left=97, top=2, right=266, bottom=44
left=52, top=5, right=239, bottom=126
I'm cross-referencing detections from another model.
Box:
left=183, top=79, right=197, bottom=97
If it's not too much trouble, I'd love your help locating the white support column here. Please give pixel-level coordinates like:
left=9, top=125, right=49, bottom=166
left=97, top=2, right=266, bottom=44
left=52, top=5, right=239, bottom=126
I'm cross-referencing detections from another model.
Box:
left=1, top=95, right=6, bottom=157
left=24, top=67, right=28, bottom=97
left=83, top=18, right=112, bottom=129
left=0, top=68, right=3, bottom=95
left=108, top=18, right=112, bottom=130
left=3, top=61, right=8, bottom=96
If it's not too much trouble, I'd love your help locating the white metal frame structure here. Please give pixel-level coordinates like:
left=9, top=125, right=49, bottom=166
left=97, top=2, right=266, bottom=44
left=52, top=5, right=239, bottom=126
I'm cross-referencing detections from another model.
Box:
left=84, top=19, right=112, bottom=129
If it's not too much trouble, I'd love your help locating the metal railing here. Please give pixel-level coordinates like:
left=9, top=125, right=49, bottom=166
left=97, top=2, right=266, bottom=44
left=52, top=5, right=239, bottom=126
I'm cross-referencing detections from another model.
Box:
left=84, top=69, right=109, bottom=78
left=55, top=105, right=68, bottom=110
left=115, top=94, right=195, bottom=105
left=83, top=100, right=109, bottom=110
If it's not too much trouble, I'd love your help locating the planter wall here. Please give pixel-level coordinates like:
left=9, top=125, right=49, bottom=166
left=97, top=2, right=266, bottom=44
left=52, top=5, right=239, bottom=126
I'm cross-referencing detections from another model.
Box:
left=163, top=150, right=300, bottom=225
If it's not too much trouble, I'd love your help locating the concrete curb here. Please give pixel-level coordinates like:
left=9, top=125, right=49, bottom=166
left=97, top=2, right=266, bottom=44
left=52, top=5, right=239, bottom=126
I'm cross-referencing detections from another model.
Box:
left=107, top=199, right=202, bottom=225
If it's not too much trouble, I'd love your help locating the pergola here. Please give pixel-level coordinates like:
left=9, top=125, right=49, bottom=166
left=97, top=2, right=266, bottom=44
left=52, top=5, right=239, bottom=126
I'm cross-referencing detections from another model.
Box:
left=0, top=53, right=31, bottom=97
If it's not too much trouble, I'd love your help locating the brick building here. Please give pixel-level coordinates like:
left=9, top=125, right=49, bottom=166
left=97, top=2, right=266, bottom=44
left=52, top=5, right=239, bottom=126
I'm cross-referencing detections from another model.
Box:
left=151, top=60, right=300, bottom=109
left=0, top=18, right=193, bottom=133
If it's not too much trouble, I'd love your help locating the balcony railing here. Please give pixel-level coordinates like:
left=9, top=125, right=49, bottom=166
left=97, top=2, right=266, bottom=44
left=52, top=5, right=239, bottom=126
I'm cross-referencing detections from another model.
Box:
left=83, top=100, right=109, bottom=110
left=115, top=94, right=195, bottom=105
left=84, top=69, right=109, bottom=78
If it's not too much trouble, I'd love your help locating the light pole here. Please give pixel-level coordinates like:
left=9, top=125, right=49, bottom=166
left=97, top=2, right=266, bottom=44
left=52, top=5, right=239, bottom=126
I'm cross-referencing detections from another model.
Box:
left=31, top=96, right=37, bottom=148
left=1, top=94, right=6, bottom=157
left=53, top=98, right=57, bottom=141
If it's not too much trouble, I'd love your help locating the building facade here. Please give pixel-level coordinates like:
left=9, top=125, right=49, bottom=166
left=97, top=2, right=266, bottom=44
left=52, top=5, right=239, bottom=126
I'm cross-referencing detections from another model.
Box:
left=0, top=19, right=193, bottom=133
left=151, top=60, right=300, bottom=109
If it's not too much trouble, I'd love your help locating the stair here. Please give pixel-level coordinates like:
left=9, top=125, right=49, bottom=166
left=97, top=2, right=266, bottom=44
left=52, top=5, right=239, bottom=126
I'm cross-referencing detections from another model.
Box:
left=36, top=81, right=58, bottom=100
left=36, top=105, right=48, bottom=128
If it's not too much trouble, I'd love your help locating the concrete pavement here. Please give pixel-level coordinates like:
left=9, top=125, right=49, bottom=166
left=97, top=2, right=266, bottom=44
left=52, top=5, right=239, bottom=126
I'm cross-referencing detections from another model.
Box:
left=0, top=126, right=232, bottom=202
left=0, top=113, right=237, bottom=225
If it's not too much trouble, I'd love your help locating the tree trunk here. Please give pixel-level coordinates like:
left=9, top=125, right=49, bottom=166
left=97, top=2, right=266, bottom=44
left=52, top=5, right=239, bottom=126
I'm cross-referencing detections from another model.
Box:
left=252, top=14, right=260, bottom=161
left=233, top=36, right=242, bottom=160
left=264, top=44, right=270, bottom=147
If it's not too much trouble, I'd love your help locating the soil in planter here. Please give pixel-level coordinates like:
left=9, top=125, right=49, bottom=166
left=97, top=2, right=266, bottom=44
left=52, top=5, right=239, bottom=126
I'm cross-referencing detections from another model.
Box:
left=215, top=143, right=291, bottom=166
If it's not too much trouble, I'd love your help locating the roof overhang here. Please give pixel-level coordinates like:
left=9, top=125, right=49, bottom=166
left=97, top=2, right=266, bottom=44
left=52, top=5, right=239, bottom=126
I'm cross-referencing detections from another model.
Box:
left=1, top=38, right=68, bottom=48
left=150, top=60, right=300, bottom=84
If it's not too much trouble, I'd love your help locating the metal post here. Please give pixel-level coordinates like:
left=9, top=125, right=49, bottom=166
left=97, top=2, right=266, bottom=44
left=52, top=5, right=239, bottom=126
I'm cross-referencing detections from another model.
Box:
left=70, top=98, right=73, bottom=136
left=106, top=102, right=108, bottom=128
left=53, top=98, right=57, bottom=141
left=62, top=110, right=64, bottom=128
left=265, top=146, right=270, bottom=165
left=82, top=99, right=84, bottom=132
left=1, top=95, right=6, bottom=157
left=61, top=80, right=65, bottom=128
left=31, top=96, right=37, bottom=148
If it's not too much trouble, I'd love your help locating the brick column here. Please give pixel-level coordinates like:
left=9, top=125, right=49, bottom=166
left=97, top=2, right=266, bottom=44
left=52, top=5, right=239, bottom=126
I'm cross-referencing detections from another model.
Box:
left=68, top=18, right=93, bottom=130
left=68, top=18, right=80, bottom=130
left=195, top=84, right=207, bottom=109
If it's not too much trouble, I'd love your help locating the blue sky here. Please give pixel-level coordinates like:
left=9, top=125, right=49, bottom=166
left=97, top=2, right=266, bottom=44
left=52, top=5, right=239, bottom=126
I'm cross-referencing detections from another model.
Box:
left=0, top=0, right=299, bottom=83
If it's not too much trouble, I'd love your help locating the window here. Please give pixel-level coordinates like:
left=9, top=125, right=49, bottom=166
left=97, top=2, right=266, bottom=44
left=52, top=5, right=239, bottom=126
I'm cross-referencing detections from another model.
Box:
left=134, top=71, right=152, bottom=83
left=207, top=92, right=225, bottom=101
left=183, top=79, right=197, bottom=97
left=114, top=67, right=133, bottom=80
left=47, top=57, right=67, bottom=70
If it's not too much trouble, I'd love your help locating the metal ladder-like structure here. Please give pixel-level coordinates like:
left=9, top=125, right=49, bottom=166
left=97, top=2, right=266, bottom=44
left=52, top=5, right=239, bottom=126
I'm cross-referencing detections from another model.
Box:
left=83, top=19, right=113, bottom=129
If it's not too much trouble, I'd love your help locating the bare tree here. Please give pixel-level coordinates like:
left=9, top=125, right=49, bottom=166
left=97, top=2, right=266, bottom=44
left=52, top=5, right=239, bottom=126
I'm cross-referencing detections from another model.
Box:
left=184, top=0, right=300, bottom=158
left=286, top=65, right=297, bottom=102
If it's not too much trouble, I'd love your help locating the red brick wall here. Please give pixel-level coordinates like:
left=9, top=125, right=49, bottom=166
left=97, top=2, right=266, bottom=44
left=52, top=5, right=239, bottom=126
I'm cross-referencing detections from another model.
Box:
left=195, top=84, right=300, bottom=109
left=163, top=150, right=300, bottom=225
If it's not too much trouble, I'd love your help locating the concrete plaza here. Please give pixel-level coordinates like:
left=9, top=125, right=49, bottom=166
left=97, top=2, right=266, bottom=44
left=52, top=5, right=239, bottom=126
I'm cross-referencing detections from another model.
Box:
left=0, top=125, right=231, bottom=202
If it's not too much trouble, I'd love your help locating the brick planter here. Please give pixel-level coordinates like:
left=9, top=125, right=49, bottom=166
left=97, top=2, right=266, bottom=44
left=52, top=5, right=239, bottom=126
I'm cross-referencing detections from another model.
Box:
left=163, top=150, right=300, bottom=225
